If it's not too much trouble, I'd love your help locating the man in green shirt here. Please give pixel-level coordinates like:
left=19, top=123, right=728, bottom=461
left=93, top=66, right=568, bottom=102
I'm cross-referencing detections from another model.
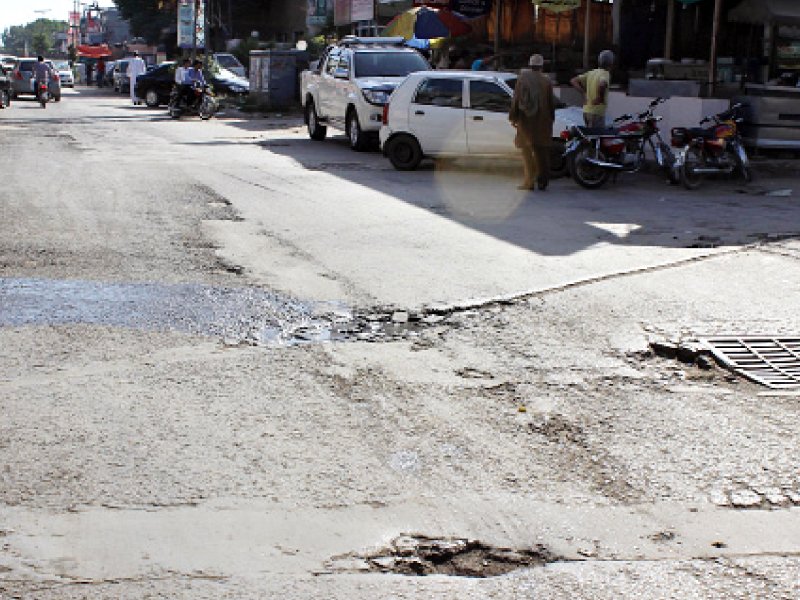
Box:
left=570, top=50, right=614, bottom=128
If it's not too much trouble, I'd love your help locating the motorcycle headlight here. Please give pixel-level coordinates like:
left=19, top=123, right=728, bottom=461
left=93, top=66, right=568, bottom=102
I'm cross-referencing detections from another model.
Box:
left=361, top=88, right=390, bottom=106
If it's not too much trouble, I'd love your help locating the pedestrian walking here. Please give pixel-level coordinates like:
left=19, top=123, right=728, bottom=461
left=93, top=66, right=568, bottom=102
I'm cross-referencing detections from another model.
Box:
left=128, top=51, right=147, bottom=105
left=509, top=54, right=557, bottom=191
left=570, top=50, right=614, bottom=128
left=96, top=58, right=105, bottom=87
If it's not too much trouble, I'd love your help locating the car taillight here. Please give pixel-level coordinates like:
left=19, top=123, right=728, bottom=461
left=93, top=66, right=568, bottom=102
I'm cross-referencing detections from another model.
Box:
left=560, top=129, right=570, bottom=140
left=14, top=71, right=22, bottom=80
left=382, top=103, right=389, bottom=126
left=53, top=73, right=59, bottom=81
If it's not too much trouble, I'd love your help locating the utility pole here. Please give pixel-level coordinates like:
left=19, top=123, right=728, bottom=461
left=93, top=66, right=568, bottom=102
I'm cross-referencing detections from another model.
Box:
left=708, top=0, right=722, bottom=93
left=582, top=0, right=591, bottom=70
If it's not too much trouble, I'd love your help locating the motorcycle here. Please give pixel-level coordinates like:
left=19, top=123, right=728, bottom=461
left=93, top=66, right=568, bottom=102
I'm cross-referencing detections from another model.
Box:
left=671, top=103, right=752, bottom=190
left=563, top=97, right=677, bottom=189
left=168, top=82, right=217, bottom=120
left=37, top=81, right=50, bottom=109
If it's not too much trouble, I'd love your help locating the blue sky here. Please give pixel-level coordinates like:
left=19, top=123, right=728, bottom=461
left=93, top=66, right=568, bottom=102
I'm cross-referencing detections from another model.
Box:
left=1, top=0, right=115, bottom=37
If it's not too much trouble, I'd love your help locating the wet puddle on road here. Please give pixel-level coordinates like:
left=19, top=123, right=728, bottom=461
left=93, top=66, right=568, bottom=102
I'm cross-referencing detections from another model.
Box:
left=0, top=277, right=426, bottom=346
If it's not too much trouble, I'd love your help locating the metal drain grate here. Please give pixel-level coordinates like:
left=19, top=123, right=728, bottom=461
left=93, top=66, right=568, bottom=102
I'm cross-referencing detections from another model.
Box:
left=700, top=337, right=800, bottom=389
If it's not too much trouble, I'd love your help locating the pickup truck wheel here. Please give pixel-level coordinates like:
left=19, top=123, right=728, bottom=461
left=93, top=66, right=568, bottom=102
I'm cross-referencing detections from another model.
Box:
left=386, top=134, right=422, bottom=171
left=306, top=99, right=327, bottom=141
left=346, top=110, right=368, bottom=152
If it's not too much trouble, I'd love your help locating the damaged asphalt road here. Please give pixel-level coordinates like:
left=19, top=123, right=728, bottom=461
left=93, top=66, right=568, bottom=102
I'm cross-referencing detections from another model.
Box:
left=2, top=89, right=800, bottom=599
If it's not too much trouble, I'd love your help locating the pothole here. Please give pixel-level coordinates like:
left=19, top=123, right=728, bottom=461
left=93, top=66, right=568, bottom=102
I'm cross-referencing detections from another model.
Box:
left=328, top=534, right=558, bottom=578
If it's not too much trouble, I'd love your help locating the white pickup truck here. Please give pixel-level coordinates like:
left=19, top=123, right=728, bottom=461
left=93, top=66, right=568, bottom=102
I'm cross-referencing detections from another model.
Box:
left=300, top=37, right=430, bottom=151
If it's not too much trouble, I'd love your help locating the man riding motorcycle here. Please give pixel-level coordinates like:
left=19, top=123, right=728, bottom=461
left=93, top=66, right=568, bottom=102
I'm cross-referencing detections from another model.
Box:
left=32, top=55, right=55, bottom=101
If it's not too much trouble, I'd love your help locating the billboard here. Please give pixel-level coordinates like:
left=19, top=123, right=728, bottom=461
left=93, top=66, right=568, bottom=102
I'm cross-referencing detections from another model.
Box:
left=451, top=0, right=491, bottom=17
left=178, top=0, right=204, bottom=49
left=334, top=0, right=377, bottom=26
left=351, top=0, right=375, bottom=21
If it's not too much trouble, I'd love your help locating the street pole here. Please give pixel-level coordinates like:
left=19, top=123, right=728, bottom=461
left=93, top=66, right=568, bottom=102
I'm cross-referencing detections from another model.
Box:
left=665, top=0, right=674, bottom=60
left=582, top=0, right=591, bottom=70
left=708, top=0, right=722, bottom=93
left=191, top=0, right=198, bottom=61
left=204, top=0, right=210, bottom=69
left=494, top=0, right=502, bottom=57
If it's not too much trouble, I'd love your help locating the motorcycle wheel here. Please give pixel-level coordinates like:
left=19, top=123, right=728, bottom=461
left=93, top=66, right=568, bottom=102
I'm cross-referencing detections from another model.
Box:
left=731, top=145, right=753, bottom=183
left=680, top=147, right=704, bottom=190
left=569, top=145, right=610, bottom=189
left=199, top=96, right=215, bottom=120
left=548, top=139, right=568, bottom=178
left=169, top=105, right=181, bottom=119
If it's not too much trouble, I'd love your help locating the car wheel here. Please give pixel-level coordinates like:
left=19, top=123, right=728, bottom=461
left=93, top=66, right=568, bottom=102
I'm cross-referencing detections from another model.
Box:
left=145, top=89, right=160, bottom=107
left=54, top=93, right=61, bottom=102
left=0, top=90, right=8, bottom=108
left=386, top=134, right=423, bottom=171
left=346, top=109, right=368, bottom=152
left=305, top=99, right=327, bottom=141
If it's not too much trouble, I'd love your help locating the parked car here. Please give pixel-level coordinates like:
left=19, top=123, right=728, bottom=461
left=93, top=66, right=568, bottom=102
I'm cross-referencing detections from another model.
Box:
left=112, top=59, right=130, bottom=92
left=213, top=52, right=246, bottom=78
left=379, top=70, right=578, bottom=173
left=301, top=36, right=431, bottom=151
left=52, top=60, right=74, bottom=87
left=0, top=55, right=17, bottom=69
left=134, top=62, right=249, bottom=107
left=9, top=58, right=61, bottom=101
left=0, top=64, right=11, bottom=108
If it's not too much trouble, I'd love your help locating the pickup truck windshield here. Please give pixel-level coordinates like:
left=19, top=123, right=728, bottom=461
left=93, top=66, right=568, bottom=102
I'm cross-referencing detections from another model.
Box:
left=353, top=52, right=429, bottom=78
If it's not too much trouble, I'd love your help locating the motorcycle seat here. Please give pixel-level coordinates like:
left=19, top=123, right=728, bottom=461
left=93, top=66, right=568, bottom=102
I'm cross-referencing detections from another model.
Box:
left=576, top=126, right=619, bottom=136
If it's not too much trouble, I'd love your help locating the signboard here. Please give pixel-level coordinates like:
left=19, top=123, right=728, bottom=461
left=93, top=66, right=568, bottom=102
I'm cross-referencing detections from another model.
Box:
left=351, top=0, right=374, bottom=21
left=451, top=0, right=491, bottom=18
left=178, top=0, right=204, bottom=49
left=307, top=0, right=329, bottom=26
left=532, top=0, right=581, bottom=13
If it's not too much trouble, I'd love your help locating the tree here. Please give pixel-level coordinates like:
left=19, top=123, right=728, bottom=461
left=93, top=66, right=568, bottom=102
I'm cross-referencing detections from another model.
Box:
left=1, top=19, right=68, bottom=56
left=113, top=0, right=176, bottom=44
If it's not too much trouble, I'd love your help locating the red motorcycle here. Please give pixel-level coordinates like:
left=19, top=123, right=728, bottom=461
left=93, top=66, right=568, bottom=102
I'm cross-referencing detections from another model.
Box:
left=37, top=81, right=50, bottom=108
left=563, top=97, right=677, bottom=189
left=671, top=103, right=752, bottom=190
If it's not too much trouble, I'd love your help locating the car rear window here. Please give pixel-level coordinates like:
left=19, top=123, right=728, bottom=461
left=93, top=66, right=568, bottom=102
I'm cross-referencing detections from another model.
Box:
left=413, top=78, right=463, bottom=108
left=18, top=61, right=34, bottom=72
left=354, top=52, right=429, bottom=78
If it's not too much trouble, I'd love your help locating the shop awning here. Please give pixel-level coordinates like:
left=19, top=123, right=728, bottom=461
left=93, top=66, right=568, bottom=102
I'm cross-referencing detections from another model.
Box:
left=729, top=0, right=800, bottom=26
left=77, top=44, right=112, bottom=58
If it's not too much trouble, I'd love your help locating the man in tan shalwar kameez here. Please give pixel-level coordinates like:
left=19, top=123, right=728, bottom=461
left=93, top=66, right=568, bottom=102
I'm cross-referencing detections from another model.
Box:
left=509, top=54, right=557, bottom=191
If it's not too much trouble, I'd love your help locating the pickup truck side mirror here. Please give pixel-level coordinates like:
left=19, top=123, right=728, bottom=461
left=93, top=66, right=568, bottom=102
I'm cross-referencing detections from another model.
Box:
left=334, top=67, right=349, bottom=80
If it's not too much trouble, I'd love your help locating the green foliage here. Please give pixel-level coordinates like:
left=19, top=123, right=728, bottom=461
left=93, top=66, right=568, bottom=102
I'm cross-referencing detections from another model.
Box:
left=231, top=37, right=261, bottom=67
left=113, top=0, right=175, bottom=44
left=1, top=19, right=68, bottom=56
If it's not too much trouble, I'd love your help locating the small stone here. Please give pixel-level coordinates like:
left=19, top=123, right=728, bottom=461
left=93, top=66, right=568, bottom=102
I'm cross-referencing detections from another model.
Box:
left=695, top=355, right=716, bottom=370
left=729, top=489, right=762, bottom=508
left=708, top=490, right=730, bottom=506
left=765, top=492, right=789, bottom=506
left=392, top=311, right=409, bottom=323
left=422, top=314, right=445, bottom=325
left=370, top=556, right=396, bottom=569
left=786, top=491, right=800, bottom=504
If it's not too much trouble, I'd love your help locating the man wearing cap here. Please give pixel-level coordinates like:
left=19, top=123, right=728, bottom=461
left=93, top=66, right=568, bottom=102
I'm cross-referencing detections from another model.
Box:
left=571, top=50, right=614, bottom=128
left=509, top=54, right=557, bottom=191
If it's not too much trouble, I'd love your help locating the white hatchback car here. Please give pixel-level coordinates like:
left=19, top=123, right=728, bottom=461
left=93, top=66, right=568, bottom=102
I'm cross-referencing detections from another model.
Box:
left=379, top=70, right=581, bottom=172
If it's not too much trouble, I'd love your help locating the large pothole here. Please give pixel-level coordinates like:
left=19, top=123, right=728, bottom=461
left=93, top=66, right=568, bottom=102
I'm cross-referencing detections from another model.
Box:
left=328, top=534, right=558, bottom=578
